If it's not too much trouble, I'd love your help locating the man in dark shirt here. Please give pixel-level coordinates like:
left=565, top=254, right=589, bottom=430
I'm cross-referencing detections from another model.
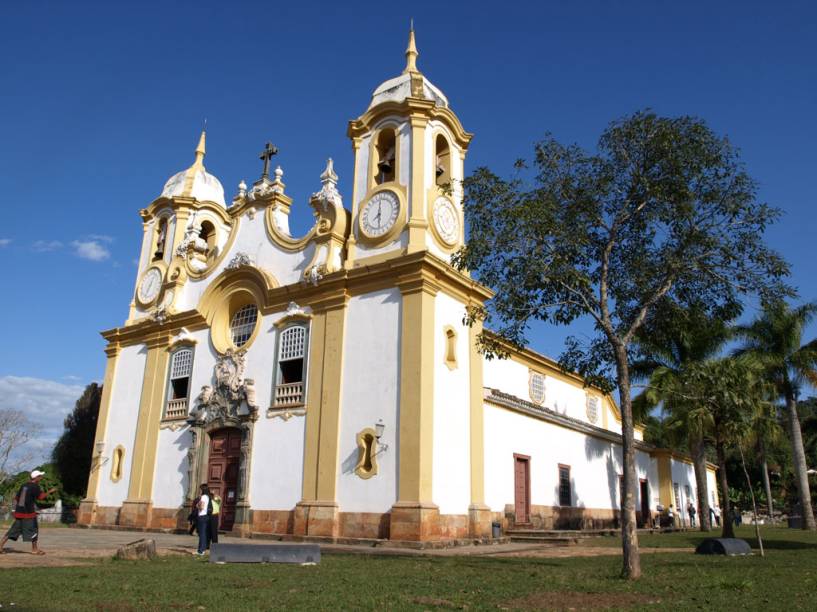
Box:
left=0, top=470, right=57, bottom=555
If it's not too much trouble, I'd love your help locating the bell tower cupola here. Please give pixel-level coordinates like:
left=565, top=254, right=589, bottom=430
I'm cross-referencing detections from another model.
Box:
left=346, top=25, right=473, bottom=267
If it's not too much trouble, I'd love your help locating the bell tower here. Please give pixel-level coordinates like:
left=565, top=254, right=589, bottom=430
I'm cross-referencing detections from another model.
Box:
left=346, top=26, right=473, bottom=267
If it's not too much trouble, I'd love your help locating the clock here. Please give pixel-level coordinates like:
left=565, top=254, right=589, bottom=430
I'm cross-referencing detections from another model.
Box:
left=432, top=196, right=460, bottom=246
left=360, top=190, right=400, bottom=239
left=137, top=266, right=163, bottom=305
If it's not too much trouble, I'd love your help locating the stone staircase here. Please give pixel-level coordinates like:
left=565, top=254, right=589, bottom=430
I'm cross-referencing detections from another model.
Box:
left=505, top=528, right=619, bottom=545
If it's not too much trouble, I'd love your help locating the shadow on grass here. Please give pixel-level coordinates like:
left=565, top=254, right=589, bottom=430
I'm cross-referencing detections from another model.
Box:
left=742, top=537, right=817, bottom=550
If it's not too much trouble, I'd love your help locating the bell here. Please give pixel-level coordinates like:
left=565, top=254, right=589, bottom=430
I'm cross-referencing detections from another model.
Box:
left=378, top=159, right=393, bottom=174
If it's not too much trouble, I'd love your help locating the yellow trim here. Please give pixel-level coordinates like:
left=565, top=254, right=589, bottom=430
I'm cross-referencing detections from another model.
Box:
left=468, top=320, right=485, bottom=506
left=397, top=274, right=437, bottom=501
left=407, top=114, right=429, bottom=254
left=264, top=191, right=319, bottom=252
left=273, top=312, right=313, bottom=329
left=344, top=137, right=363, bottom=270
left=110, top=445, right=126, bottom=482
left=655, top=451, right=673, bottom=508
left=83, top=344, right=120, bottom=502
left=354, top=427, right=379, bottom=479
left=126, top=334, right=172, bottom=502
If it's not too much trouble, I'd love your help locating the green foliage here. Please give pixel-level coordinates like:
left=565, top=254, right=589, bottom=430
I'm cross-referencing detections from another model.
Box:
left=454, top=110, right=790, bottom=391
left=1, top=463, right=62, bottom=508
left=51, top=382, right=101, bottom=496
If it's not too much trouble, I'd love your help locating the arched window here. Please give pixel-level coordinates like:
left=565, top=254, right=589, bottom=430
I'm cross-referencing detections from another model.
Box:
left=165, top=347, right=194, bottom=419
left=110, top=446, right=125, bottom=482
left=273, top=325, right=309, bottom=407
left=199, top=220, right=217, bottom=256
left=153, top=218, right=168, bottom=261
left=230, top=304, right=258, bottom=348
left=374, top=128, right=396, bottom=185
left=434, top=134, right=451, bottom=187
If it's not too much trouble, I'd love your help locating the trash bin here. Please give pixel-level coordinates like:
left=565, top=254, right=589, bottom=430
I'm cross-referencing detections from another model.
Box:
left=491, top=521, right=501, bottom=538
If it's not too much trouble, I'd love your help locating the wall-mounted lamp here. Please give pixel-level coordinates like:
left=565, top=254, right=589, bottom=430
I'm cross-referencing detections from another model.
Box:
left=375, top=419, right=388, bottom=454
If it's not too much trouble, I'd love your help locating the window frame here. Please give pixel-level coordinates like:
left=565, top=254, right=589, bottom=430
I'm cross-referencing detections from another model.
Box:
left=164, top=345, right=195, bottom=420
left=558, top=463, right=572, bottom=507
left=271, top=322, right=311, bottom=408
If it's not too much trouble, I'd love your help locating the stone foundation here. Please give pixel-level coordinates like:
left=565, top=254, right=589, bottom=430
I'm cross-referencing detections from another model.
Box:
left=339, top=512, right=390, bottom=539
left=389, top=502, right=441, bottom=541
left=119, top=501, right=153, bottom=528
left=252, top=510, right=295, bottom=534
left=500, top=504, right=654, bottom=530
left=293, top=501, right=339, bottom=538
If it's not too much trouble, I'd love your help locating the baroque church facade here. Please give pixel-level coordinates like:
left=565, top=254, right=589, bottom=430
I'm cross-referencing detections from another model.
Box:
left=79, top=30, right=718, bottom=541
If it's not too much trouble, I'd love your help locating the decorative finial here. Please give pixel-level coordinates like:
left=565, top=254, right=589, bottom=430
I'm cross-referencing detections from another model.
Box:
left=274, top=165, right=284, bottom=182
left=193, top=130, right=206, bottom=167
left=320, top=158, right=338, bottom=185
left=403, top=21, right=419, bottom=74
left=238, top=180, right=247, bottom=197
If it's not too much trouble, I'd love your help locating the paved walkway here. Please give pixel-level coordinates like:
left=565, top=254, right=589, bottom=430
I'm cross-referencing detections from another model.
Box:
left=0, top=527, right=693, bottom=568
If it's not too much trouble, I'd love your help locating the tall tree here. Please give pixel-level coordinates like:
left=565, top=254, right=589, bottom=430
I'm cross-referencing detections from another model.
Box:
left=735, top=301, right=817, bottom=530
left=0, top=408, right=40, bottom=482
left=631, top=302, right=735, bottom=532
left=454, top=110, right=789, bottom=578
left=51, top=383, right=102, bottom=496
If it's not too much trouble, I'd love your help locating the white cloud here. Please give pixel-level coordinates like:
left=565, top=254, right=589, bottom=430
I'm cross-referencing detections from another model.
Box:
left=0, top=376, right=86, bottom=469
left=71, top=240, right=111, bottom=261
left=0, top=238, right=11, bottom=247
left=32, top=240, right=63, bottom=252
left=88, top=234, right=114, bottom=243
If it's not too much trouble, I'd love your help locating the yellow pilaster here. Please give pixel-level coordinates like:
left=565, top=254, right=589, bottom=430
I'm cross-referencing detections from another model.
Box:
left=655, top=451, right=673, bottom=507
left=345, top=137, right=362, bottom=270
left=396, top=274, right=437, bottom=501
left=468, top=320, right=485, bottom=506
left=300, top=291, right=349, bottom=501
left=407, top=115, right=429, bottom=254
left=83, top=344, right=120, bottom=503
left=126, top=334, right=171, bottom=503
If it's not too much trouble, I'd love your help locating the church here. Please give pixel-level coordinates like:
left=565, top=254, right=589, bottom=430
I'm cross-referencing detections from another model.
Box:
left=78, top=29, right=718, bottom=543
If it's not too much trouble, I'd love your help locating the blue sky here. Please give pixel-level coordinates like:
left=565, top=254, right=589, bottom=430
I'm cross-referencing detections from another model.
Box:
left=0, top=1, right=815, bottom=461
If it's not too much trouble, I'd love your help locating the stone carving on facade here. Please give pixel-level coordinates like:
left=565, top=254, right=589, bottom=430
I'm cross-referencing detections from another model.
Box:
left=302, top=158, right=349, bottom=283
left=174, top=217, right=209, bottom=273
left=246, top=166, right=286, bottom=203
left=225, top=252, right=254, bottom=270
left=189, top=349, right=259, bottom=425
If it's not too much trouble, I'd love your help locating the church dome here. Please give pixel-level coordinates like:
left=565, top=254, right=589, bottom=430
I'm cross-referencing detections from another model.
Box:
left=368, top=27, right=449, bottom=110
left=160, top=131, right=226, bottom=206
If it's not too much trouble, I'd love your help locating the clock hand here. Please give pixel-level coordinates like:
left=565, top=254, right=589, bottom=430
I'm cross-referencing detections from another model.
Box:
left=374, top=205, right=382, bottom=227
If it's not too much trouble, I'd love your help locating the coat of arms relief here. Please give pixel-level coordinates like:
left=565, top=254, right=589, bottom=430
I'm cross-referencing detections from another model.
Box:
left=189, top=349, right=259, bottom=425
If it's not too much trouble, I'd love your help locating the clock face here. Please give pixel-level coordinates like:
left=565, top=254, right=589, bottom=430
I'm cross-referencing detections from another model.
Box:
left=432, top=196, right=460, bottom=245
left=360, top=190, right=400, bottom=239
left=138, top=267, right=162, bottom=304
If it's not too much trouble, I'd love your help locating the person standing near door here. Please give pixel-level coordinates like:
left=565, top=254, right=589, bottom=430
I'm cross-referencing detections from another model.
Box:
left=195, top=484, right=212, bottom=556
left=687, top=501, right=696, bottom=527
left=208, top=493, right=221, bottom=549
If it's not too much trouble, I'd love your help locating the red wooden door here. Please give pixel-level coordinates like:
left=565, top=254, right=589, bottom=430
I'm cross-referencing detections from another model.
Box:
left=207, top=428, right=242, bottom=530
left=514, top=454, right=530, bottom=524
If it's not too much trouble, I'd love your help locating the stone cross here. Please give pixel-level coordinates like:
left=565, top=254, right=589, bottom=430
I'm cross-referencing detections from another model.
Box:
left=259, top=142, right=278, bottom=180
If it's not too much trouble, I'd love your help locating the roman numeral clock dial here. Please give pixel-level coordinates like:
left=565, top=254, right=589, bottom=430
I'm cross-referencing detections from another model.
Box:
left=360, top=190, right=400, bottom=240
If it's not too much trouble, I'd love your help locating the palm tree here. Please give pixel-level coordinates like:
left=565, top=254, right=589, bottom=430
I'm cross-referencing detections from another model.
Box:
left=743, top=399, right=784, bottom=518
left=735, top=301, right=817, bottom=530
left=633, top=305, right=732, bottom=532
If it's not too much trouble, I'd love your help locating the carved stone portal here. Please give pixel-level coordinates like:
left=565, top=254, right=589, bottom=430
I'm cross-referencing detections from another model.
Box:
left=185, top=350, right=259, bottom=530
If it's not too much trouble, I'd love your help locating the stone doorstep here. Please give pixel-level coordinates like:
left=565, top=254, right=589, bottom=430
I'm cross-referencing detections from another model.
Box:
left=70, top=524, right=510, bottom=550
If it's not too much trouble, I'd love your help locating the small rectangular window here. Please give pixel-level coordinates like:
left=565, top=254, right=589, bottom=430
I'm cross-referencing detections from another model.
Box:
left=274, top=325, right=309, bottom=407
left=165, top=347, right=194, bottom=419
left=559, top=465, right=571, bottom=507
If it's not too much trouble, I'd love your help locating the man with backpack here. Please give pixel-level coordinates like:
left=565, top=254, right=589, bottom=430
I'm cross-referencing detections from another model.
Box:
left=0, top=470, right=58, bottom=555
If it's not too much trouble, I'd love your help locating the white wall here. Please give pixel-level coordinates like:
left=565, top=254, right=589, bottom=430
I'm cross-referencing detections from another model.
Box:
left=670, top=458, right=697, bottom=526
left=707, top=469, right=720, bottom=509
left=431, top=292, right=471, bottom=514
left=97, top=344, right=148, bottom=507
left=152, top=428, right=191, bottom=508
left=250, top=417, right=305, bottom=509
left=337, top=289, right=401, bottom=513
left=483, top=403, right=656, bottom=512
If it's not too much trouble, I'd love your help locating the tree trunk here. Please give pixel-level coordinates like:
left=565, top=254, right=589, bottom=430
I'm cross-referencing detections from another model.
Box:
left=759, top=439, right=774, bottom=519
left=614, top=344, right=641, bottom=580
left=785, top=392, right=816, bottom=530
left=690, top=433, right=711, bottom=532
left=716, top=438, right=735, bottom=538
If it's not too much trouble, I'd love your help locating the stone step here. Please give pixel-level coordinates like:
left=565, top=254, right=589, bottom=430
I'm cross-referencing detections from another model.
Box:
left=506, top=529, right=616, bottom=538
left=507, top=535, right=579, bottom=546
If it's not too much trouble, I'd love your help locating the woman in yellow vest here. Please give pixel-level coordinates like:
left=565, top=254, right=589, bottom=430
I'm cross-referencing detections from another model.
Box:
left=208, top=494, right=221, bottom=547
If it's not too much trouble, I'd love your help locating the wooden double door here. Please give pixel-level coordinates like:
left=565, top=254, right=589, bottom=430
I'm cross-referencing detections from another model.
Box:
left=207, top=428, right=241, bottom=531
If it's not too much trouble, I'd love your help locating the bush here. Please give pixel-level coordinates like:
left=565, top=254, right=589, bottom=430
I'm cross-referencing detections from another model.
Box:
left=2, top=464, right=63, bottom=508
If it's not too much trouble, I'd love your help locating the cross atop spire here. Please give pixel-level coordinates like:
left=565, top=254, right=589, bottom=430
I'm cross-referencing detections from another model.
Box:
left=403, top=20, right=419, bottom=74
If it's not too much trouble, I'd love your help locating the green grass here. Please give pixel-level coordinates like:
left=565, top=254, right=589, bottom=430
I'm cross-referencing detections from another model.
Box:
left=1, top=527, right=816, bottom=610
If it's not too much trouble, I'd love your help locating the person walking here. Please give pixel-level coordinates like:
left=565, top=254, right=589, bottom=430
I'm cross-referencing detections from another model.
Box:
left=0, top=470, right=58, bottom=555
left=207, top=493, right=221, bottom=549
left=687, top=501, right=697, bottom=527
left=194, top=484, right=212, bottom=556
